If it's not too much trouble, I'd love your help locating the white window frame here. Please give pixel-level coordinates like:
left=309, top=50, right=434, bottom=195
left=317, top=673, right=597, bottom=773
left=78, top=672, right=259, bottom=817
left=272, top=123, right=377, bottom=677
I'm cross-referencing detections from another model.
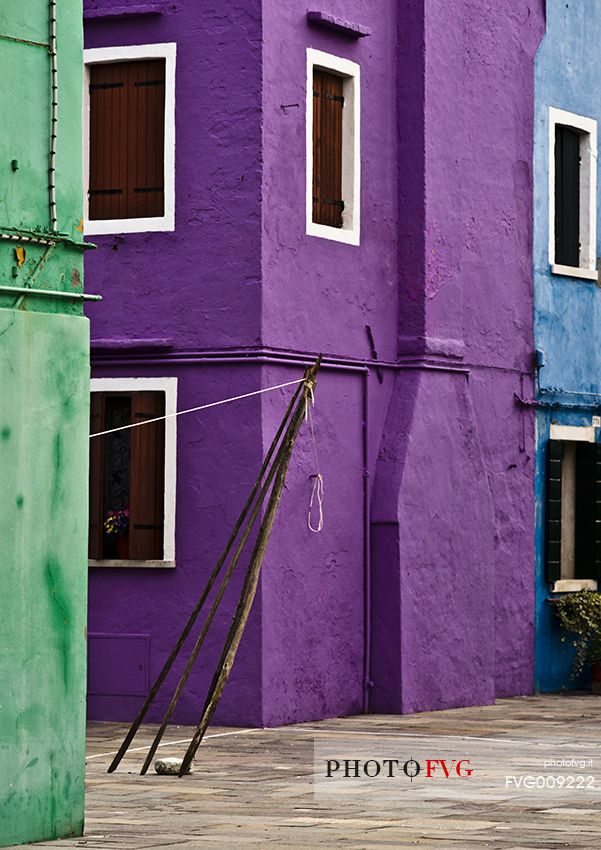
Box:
left=306, top=48, right=360, bottom=246
left=548, top=106, right=598, bottom=281
left=89, top=377, right=177, bottom=569
left=549, top=424, right=598, bottom=593
left=83, top=43, right=176, bottom=236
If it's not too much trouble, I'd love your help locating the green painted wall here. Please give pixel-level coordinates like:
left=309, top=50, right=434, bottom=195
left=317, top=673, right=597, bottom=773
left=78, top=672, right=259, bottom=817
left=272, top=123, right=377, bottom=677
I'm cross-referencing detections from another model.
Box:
left=0, top=0, right=86, bottom=316
left=0, top=2, right=90, bottom=845
left=0, top=311, right=89, bottom=845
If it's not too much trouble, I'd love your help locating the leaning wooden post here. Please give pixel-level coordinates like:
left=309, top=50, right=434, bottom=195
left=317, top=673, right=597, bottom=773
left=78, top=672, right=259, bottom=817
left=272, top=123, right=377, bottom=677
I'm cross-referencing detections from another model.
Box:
left=178, top=357, right=321, bottom=777
left=108, top=379, right=304, bottom=774
left=139, top=382, right=313, bottom=774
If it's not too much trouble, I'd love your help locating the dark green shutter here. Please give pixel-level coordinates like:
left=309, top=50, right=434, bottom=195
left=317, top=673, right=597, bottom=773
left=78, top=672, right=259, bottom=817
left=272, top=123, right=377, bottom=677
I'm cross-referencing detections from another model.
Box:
left=546, top=439, right=563, bottom=583
left=555, top=125, right=581, bottom=267
left=575, top=442, right=601, bottom=583
left=594, top=443, right=601, bottom=586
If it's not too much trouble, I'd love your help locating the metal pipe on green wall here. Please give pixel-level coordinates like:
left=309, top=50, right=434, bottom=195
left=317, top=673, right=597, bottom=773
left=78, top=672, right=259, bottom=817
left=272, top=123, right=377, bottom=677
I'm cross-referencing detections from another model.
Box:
left=0, top=230, right=93, bottom=249
left=0, top=285, right=101, bottom=301
left=48, top=0, right=58, bottom=230
left=0, top=232, right=56, bottom=247
left=0, top=33, right=50, bottom=49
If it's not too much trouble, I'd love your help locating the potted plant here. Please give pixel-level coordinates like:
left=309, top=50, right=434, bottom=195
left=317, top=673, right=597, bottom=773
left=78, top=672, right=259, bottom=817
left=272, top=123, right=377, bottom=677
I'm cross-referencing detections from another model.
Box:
left=554, top=589, right=601, bottom=692
left=104, top=508, right=130, bottom=559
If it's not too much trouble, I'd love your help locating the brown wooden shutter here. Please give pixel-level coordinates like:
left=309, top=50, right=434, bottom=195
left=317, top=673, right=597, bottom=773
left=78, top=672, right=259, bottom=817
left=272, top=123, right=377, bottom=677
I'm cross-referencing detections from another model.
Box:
left=129, top=392, right=165, bottom=560
left=89, top=59, right=166, bottom=220
left=88, top=393, right=105, bottom=559
left=312, top=69, right=344, bottom=228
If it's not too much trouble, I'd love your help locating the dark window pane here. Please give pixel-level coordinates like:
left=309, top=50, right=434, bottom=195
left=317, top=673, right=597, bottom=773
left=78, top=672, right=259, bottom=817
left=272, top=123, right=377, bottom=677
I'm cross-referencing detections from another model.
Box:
left=575, top=442, right=601, bottom=581
left=555, top=125, right=581, bottom=267
left=102, top=396, right=131, bottom=559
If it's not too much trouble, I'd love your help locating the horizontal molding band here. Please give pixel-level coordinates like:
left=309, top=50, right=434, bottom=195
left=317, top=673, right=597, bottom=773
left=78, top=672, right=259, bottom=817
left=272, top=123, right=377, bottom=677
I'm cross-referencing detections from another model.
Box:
left=515, top=393, right=601, bottom=412
left=91, top=338, right=173, bottom=351
left=84, top=4, right=165, bottom=20
left=90, top=346, right=472, bottom=374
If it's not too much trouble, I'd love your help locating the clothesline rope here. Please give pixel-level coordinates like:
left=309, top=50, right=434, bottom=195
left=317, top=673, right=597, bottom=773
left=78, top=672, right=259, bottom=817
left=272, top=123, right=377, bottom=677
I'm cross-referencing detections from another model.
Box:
left=89, top=379, right=304, bottom=439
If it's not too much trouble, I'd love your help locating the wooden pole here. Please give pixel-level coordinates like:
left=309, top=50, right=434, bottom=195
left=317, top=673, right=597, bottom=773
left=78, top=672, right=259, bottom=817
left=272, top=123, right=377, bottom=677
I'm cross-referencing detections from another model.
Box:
left=178, top=358, right=321, bottom=777
left=139, top=386, right=311, bottom=774
left=107, top=379, right=304, bottom=774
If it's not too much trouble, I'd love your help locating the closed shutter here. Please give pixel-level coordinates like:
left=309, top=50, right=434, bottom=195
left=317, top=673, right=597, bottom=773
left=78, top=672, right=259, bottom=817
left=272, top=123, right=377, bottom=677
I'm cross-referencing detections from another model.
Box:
left=89, top=59, right=166, bottom=221
left=129, top=392, right=165, bottom=560
left=594, top=443, right=601, bottom=586
left=312, top=69, right=344, bottom=228
left=89, top=393, right=105, bottom=559
left=555, top=125, right=580, bottom=267
left=575, top=442, right=601, bottom=583
left=546, top=439, right=563, bottom=583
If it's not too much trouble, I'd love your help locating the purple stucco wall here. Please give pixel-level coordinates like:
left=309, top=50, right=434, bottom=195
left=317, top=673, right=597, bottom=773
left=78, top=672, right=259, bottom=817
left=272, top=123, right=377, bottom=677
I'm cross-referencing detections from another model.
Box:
left=84, top=1, right=263, bottom=351
left=84, top=0, right=543, bottom=727
left=84, top=1, right=267, bottom=725
left=371, top=0, right=544, bottom=712
left=259, top=0, right=398, bottom=724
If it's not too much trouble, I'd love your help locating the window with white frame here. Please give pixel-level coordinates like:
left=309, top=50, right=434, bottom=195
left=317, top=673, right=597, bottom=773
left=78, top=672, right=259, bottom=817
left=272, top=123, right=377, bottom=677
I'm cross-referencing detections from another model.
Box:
left=546, top=424, right=600, bottom=592
left=84, top=43, right=176, bottom=235
left=306, top=48, right=360, bottom=245
left=89, top=377, right=177, bottom=567
left=549, top=107, right=597, bottom=281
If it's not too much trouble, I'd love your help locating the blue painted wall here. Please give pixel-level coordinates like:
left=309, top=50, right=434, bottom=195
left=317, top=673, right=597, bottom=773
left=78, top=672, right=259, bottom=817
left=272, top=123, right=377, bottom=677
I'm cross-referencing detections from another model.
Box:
left=534, top=0, right=601, bottom=690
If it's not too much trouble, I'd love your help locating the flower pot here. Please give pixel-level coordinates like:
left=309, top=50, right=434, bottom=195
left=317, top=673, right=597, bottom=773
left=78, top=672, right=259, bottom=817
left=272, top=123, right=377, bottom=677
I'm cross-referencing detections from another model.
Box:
left=591, top=661, right=601, bottom=695
left=116, top=535, right=129, bottom=560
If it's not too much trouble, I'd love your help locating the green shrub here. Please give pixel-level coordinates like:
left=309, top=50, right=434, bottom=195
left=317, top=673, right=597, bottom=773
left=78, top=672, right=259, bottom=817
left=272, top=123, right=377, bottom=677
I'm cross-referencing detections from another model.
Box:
left=555, top=590, right=601, bottom=678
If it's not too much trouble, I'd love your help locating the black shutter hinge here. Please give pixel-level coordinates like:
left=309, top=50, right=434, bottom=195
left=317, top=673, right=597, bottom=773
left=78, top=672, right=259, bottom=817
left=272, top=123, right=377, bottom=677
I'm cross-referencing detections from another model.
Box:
left=89, top=188, right=123, bottom=196
left=313, top=197, right=345, bottom=209
left=89, top=82, right=124, bottom=91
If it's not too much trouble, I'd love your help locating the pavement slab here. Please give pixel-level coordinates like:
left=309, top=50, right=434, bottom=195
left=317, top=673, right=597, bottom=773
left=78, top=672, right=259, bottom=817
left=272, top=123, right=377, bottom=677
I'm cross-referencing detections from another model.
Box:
left=16, top=693, right=601, bottom=850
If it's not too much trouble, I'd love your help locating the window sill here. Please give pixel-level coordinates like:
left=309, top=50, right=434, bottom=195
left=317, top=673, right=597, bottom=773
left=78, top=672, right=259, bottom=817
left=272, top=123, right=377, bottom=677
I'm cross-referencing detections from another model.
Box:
left=551, top=579, right=598, bottom=593
left=550, top=264, right=598, bottom=282
left=306, top=220, right=360, bottom=246
left=89, top=559, right=175, bottom=569
left=85, top=215, right=174, bottom=236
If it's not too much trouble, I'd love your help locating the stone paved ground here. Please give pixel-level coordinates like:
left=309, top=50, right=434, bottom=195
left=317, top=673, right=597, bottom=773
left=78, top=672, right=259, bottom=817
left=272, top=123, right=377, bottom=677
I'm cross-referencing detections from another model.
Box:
left=28, top=694, right=601, bottom=850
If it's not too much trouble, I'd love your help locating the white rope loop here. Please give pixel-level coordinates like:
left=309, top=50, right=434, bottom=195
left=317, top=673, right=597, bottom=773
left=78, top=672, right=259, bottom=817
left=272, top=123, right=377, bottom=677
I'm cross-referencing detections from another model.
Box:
left=308, top=473, right=324, bottom=533
left=306, top=396, right=324, bottom=533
